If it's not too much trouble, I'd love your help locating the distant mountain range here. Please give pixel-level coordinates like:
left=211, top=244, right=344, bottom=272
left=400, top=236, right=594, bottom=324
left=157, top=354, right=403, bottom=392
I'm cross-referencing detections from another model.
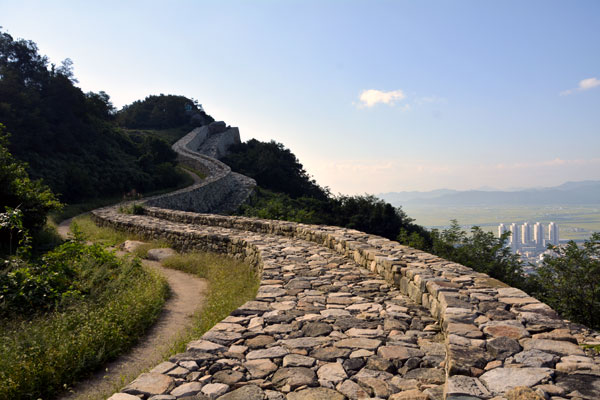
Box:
left=379, top=180, right=600, bottom=207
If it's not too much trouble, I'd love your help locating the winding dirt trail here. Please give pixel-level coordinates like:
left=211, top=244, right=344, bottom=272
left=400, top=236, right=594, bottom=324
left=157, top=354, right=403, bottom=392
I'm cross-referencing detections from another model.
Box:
left=56, top=218, right=208, bottom=400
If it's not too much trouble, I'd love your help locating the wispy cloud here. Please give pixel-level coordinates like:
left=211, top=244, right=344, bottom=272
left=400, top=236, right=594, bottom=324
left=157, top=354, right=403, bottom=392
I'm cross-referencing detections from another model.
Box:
left=358, top=89, right=406, bottom=108
left=415, top=95, right=447, bottom=105
left=560, top=77, right=600, bottom=95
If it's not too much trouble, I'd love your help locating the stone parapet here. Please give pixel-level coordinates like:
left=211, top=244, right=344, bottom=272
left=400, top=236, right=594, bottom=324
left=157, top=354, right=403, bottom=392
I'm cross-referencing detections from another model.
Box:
left=94, top=204, right=600, bottom=399
left=144, top=127, right=255, bottom=213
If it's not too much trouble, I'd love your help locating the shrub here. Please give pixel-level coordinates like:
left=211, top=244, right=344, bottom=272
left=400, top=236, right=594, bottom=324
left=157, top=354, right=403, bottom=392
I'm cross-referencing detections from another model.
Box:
left=0, top=238, right=168, bottom=399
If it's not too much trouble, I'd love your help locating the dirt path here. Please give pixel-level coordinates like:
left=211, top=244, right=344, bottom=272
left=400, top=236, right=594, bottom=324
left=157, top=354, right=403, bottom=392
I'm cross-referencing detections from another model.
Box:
left=56, top=219, right=208, bottom=400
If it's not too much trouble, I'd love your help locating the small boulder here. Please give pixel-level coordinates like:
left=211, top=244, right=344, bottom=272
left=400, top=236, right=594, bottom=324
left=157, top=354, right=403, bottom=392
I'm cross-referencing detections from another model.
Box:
left=147, top=248, right=176, bottom=261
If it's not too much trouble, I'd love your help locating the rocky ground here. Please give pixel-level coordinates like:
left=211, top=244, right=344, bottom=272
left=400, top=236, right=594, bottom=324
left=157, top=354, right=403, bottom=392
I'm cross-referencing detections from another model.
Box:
left=112, top=231, right=447, bottom=400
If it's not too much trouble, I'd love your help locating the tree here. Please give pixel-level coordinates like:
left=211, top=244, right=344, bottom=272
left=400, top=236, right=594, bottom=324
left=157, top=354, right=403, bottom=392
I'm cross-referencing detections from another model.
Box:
left=425, top=220, right=525, bottom=287
left=117, top=94, right=211, bottom=129
left=223, top=139, right=329, bottom=200
left=0, top=124, right=61, bottom=254
left=532, top=233, right=600, bottom=329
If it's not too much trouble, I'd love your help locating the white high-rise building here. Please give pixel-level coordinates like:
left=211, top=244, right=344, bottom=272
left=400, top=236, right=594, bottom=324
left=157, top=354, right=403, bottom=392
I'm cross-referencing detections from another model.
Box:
left=509, top=223, right=520, bottom=251
left=548, top=222, right=559, bottom=246
left=521, top=222, right=531, bottom=246
left=533, top=222, right=544, bottom=249
left=498, top=223, right=507, bottom=238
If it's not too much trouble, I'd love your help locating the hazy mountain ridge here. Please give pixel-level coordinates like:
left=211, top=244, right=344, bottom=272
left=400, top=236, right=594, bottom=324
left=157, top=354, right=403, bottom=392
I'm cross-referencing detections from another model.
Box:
left=379, top=180, right=600, bottom=207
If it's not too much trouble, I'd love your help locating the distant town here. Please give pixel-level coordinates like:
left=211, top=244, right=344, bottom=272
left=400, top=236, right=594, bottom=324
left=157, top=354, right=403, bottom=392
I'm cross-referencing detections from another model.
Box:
left=498, top=222, right=559, bottom=272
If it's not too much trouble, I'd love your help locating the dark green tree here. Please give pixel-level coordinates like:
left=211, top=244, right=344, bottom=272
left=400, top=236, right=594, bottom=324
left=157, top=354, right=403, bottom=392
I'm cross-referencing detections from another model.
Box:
left=0, top=124, right=61, bottom=254
left=0, top=29, right=187, bottom=202
left=117, top=94, right=212, bottom=129
left=425, top=220, right=525, bottom=287
left=223, top=139, right=329, bottom=200
left=532, top=233, right=600, bottom=329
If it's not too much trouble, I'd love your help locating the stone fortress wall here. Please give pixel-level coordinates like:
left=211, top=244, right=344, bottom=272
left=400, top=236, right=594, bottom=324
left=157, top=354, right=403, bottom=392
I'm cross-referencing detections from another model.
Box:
left=144, top=122, right=256, bottom=214
left=93, top=126, right=600, bottom=400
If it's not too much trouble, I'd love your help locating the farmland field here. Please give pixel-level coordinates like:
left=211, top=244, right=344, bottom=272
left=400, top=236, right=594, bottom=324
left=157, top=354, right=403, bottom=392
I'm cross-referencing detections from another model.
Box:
left=403, top=204, right=600, bottom=242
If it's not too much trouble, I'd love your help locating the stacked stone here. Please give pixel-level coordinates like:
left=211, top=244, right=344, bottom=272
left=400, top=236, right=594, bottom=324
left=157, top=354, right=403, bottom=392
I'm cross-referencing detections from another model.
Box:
left=93, top=206, right=600, bottom=399
left=97, top=212, right=446, bottom=399
left=145, top=127, right=255, bottom=214
left=196, top=124, right=241, bottom=160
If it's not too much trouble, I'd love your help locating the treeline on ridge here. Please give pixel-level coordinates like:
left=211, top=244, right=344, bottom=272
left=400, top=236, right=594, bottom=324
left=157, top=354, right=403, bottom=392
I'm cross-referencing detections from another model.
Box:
left=223, top=139, right=600, bottom=331
left=0, top=29, right=208, bottom=203
left=222, top=139, right=430, bottom=243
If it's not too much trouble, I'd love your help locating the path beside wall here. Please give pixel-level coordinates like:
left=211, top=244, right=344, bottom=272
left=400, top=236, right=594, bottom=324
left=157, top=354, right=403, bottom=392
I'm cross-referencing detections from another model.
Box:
left=93, top=126, right=600, bottom=399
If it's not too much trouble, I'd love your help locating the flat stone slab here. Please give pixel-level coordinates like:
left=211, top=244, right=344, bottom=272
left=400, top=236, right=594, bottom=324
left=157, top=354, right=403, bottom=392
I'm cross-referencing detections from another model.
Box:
left=146, top=247, right=176, bottom=261
left=107, top=393, right=141, bottom=400
left=446, top=375, right=491, bottom=398
left=122, top=373, right=174, bottom=396
left=479, top=367, right=553, bottom=395
left=287, top=387, right=345, bottom=400
left=521, top=338, right=585, bottom=356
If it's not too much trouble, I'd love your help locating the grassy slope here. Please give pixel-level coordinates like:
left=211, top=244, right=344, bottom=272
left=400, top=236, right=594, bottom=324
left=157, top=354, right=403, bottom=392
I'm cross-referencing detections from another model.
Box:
left=0, top=246, right=169, bottom=400
left=71, top=214, right=260, bottom=375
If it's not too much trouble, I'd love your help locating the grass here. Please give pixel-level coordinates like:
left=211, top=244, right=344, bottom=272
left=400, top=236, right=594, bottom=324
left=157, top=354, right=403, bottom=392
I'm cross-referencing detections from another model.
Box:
left=70, top=215, right=136, bottom=246
left=53, top=214, right=259, bottom=399
left=123, top=126, right=193, bottom=145
left=71, top=214, right=260, bottom=353
left=161, top=252, right=260, bottom=353
left=0, top=245, right=169, bottom=400
left=180, top=164, right=207, bottom=180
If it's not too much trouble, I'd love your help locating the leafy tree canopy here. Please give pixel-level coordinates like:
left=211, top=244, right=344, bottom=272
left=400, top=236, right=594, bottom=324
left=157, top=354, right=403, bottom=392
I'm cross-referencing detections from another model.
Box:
left=0, top=29, right=187, bottom=202
left=223, top=139, right=329, bottom=200
left=117, top=94, right=213, bottom=129
left=419, top=220, right=525, bottom=287
left=0, top=125, right=61, bottom=254
left=532, top=233, right=600, bottom=329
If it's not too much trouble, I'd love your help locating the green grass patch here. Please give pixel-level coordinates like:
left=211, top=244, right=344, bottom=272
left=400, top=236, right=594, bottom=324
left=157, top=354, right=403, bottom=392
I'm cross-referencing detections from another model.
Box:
left=118, top=202, right=146, bottom=215
left=70, top=215, right=135, bottom=247
left=131, top=241, right=170, bottom=259
left=123, top=126, right=193, bottom=145
left=162, top=252, right=260, bottom=353
left=180, top=164, right=207, bottom=180
left=0, top=241, right=169, bottom=400
left=71, top=217, right=260, bottom=350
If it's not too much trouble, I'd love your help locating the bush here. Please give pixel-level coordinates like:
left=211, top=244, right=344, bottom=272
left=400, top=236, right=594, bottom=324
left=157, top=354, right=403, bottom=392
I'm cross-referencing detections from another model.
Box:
left=0, top=237, right=168, bottom=399
left=0, top=125, right=61, bottom=253
left=531, top=233, right=600, bottom=329
left=420, top=220, right=525, bottom=288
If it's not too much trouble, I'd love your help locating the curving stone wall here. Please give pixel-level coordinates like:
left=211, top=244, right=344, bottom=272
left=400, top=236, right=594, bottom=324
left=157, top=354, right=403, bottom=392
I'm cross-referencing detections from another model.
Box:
left=144, top=126, right=255, bottom=214
left=92, top=127, right=600, bottom=399
left=93, top=204, right=600, bottom=399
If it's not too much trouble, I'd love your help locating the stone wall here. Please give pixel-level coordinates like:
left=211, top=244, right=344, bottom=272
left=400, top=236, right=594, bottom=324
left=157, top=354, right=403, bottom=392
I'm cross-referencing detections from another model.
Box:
left=91, top=125, right=600, bottom=399
left=144, top=126, right=255, bottom=214
left=93, top=204, right=600, bottom=399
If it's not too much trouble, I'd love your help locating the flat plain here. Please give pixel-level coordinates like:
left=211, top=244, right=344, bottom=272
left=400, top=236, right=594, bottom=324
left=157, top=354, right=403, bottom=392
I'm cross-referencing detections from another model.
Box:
left=403, top=204, right=600, bottom=242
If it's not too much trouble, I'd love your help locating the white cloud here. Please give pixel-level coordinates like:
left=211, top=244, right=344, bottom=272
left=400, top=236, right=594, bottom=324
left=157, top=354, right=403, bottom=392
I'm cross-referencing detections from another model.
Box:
left=358, top=89, right=405, bottom=107
left=560, top=77, right=600, bottom=95
left=579, top=77, right=600, bottom=90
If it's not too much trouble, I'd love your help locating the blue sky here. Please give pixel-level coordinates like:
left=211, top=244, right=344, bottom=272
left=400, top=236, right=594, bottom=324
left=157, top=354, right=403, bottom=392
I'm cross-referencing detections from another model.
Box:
left=2, top=0, right=599, bottom=194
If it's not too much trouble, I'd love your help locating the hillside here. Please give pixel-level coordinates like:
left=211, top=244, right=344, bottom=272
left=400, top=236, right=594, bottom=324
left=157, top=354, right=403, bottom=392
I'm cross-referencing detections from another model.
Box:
left=0, top=30, right=205, bottom=203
